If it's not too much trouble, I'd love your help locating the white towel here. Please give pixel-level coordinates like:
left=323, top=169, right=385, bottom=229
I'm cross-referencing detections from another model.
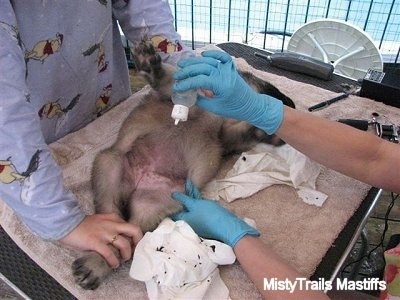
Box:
left=203, top=144, right=328, bottom=206
left=129, top=218, right=236, bottom=300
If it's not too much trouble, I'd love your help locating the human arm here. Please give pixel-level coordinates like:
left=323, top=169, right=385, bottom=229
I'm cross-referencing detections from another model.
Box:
left=171, top=181, right=328, bottom=299
left=171, top=180, right=259, bottom=247
left=277, top=107, right=400, bottom=194
left=173, top=50, right=400, bottom=194
left=0, top=4, right=140, bottom=267
left=0, top=3, right=84, bottom=240
left=235, top=235, right=329, bottom=300
left=112, top=0, right=193, bottom=65
left=60, top=213, right=143, bottom=268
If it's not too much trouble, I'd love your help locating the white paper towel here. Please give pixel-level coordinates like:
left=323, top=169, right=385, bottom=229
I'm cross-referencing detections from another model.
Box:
left=130, top=218, right=236, bottom=299
left=203, top=144, right=328, bottom=206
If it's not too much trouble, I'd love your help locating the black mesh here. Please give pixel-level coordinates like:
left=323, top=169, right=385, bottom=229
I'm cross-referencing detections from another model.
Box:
left=0, top=226, right=75, bottom=300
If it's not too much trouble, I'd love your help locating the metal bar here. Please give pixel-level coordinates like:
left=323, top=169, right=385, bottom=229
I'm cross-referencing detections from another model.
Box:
left=281, top=0, right=291, bottom=52
left=363, top=0, right=374, bottom=31
left=245, top=0, right=251, bottom=44
left=325, top=0, right=332, bottom=18
left=304, top=0, right=311, bottom=23
left=0, top=273, right=31, bottom=300
left=345, top=0, right=352, bottom=21
left=191, top=0, right=195, bottom=49
left=327, top=189, right=383, bottom=288
left=263, top=0, right=271, bottom=49
left=348, top=228, right=369, bottom=280
left=209, top=0, right=213, bottom=44
left=173, top=1, right=178, bottom=31
left=227, top=0, right=232, bottom=41
left=379, top=0, right=395, bottom=49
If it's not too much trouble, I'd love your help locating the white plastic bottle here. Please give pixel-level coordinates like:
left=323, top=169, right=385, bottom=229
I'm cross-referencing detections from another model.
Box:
left=171, top=89, right=198, bottom=125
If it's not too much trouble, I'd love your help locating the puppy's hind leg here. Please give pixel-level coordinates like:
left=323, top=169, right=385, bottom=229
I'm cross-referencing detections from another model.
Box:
left=184, top=143, right=222, bottom=189
left=91, top=147, right=133, bottom=216
left=72, top=144, right=133, bottom=290
left=72, top=148, right=132, bottom=290
left=128, top=190, right=183, bottom=233
left=72, top=248, right=117, bottom=290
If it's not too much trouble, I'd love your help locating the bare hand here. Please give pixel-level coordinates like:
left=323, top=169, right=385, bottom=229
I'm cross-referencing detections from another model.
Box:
left=200, top=88, right=214, bottom=98
left=60, top=213, right=143, bottom=268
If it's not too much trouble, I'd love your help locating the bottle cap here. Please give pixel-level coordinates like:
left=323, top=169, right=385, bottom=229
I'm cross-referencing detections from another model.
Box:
left=171, top=104, right=189, bottom=125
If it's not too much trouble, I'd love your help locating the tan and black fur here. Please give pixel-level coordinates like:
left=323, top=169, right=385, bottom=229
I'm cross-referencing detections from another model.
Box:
left=72, top=42, right=295, bottom=290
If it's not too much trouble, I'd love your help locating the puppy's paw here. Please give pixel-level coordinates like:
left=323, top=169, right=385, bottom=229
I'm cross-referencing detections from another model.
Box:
left=132, top=42, right=162, bottom=79
left=72, top=252, right=113, bottom=290
left=132, top=41, right=175, bottom=97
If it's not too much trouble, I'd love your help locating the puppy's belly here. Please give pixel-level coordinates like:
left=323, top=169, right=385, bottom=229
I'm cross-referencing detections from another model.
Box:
left=131, top=168, right=185, bottom=194
left=126, top=135, right=187, bottom=193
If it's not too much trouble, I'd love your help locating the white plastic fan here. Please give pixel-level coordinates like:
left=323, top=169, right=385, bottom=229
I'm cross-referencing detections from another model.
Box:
left=287, top=19, right=383, bottom=80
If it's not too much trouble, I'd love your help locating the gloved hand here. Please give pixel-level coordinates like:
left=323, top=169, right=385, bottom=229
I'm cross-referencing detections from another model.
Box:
left=171, top=180, right=260, bottom=248
left=173, top=50, right=284, bottom=135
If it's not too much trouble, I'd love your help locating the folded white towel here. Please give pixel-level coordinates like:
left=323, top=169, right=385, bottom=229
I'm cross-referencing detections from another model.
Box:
left=203, top=144, right=328, bottom=206
left=130, top=218, right=236, bottom=299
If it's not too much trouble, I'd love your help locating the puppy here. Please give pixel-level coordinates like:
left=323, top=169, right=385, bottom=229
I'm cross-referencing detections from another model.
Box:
left=72, top=42, right=295, bottom=290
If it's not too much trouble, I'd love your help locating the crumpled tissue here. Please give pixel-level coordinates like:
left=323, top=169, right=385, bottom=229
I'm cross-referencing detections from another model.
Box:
left=203, top=143, right=328, bottom=206
left=129, top=218, right=236, bottom=300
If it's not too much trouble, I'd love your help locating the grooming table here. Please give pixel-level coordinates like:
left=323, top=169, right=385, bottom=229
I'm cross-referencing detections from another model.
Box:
left=1, top=43, right=398, bottom=299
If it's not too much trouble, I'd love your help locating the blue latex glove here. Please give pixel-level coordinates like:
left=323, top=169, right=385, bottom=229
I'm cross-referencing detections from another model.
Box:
left=172, top=180, right=260, bottom=247
left=173, top=50, right=284, bottom=135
